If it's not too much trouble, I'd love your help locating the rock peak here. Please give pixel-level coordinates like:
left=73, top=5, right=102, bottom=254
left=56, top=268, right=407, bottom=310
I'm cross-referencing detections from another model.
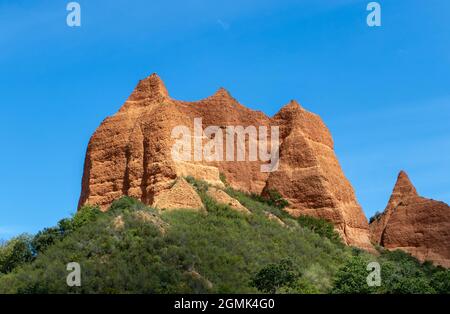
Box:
left=392, top=170, right=418, bottom=199
left=370, top=170, right=450, bottom=267
left=284, top=99, right=301, bottom=110
left=281, top=100, right=302, bottom=112
left=272, top=100, right=302, bottom=120
left=128, top=73, right=169, bottom=102
left=212, top=87, right=233, bottom=99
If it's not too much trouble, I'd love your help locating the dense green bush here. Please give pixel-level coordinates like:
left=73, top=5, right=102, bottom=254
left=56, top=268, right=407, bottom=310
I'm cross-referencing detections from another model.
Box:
left=250, top=259, right=297, bottom=293
left=430, top=269, right=450, bottom=293
left=332, top=255, right=377, bottom=294
left=0, top=235, right=34, bottom=274
left=108, top=196, right=148, bottom=214
left=32, top=227, right=62, bottom=255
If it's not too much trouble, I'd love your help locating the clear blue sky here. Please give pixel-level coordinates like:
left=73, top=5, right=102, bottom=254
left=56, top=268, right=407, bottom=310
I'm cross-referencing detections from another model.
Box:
left=1, top=0, right=449, bottom=239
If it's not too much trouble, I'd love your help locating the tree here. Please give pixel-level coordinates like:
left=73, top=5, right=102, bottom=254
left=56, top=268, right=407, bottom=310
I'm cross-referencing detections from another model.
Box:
left=31, top=227, right=61, bottom=254
left=332, top=255, right=375, bottom=294
left=250, top=259, right=297, bottom=293
left=0, top=235, right=34, bottom=274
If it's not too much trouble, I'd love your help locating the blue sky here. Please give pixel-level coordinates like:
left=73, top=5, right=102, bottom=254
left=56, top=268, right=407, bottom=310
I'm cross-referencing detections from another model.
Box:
left=0, top=0, right=449, bottom=239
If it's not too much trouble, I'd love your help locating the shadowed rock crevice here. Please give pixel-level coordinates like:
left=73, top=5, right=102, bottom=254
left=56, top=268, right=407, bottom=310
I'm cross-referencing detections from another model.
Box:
left=122, top=146, right=132, bottom=196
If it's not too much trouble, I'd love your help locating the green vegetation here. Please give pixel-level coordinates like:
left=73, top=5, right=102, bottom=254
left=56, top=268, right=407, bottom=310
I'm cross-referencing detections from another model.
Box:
left=0, top=235, right=34, bottom=274
left=332, top=248, right=449, bottom=294
left=296, top=215, right=342, bottom=245
left=219, top=172, right=229, bottom=187
left=250, top=259, right=297, bottom=293
left=235, top=188, right=289, bottom=210
left=32, top=205, right=102, bottom=255
left=223, top=186, right=286, bottom=218
left=250, top=259, right=316, bottom=294
left=263, top=189, right=290, bottom=209
left=0, top=179, right=448, bottom=294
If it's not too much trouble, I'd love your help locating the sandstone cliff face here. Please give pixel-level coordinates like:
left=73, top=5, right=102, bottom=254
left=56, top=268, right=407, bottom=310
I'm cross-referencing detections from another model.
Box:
left=265, top=101, right=373, bottom=250
left=79, top=73, right=372, bottom=250
left=370, top=171, right=450, bottom=267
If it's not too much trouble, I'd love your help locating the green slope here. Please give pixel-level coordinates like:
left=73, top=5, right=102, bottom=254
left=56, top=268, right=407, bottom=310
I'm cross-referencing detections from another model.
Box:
left=0, top=179, right=448, bottom=294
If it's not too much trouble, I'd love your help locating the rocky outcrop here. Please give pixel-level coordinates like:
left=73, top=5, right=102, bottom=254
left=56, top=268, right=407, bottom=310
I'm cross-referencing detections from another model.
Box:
left=207, top=187, right=250, bottom=214
left=153, top=178, right=204, bottom=211
left=265, top=212, right=286, bottom=227
left=370, top=171, right=418, bottom=244
left=265, top=101, right=373, bottom=251
left=370, top=171, right=450, bottom=267
left=112, top=211, right=169, bottom=233
left=79, top=73, right=372, bottom=250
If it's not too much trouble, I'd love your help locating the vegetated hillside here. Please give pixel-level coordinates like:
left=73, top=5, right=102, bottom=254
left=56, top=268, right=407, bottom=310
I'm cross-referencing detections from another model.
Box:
left=0, top=179, right=449, bottom=294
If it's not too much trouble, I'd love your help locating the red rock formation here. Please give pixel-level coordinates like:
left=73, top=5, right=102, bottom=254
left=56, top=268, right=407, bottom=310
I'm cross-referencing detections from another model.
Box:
left=370, top=171, right=450, bottom=267
left=266, top=101, right=373, bottom=250
left=79, top=73, right=373, bottom=250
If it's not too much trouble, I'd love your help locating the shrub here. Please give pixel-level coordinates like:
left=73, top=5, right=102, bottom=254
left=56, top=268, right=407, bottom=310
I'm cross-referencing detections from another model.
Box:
left=264, top=189, right=289, bottom=209
left=380, top=249, right=421, bottom=266
left=430, top=270, right=450, bottom=293
left=380, top=260, right=435, bottom=293
left=331, top=249, right=446, bottom=294
left=249, top=189, right=289, bottom=209
left=72, top=205, right=102, bottom=228
left=297, top=215, right=342, bottom=244
left=225, top=188, right=272, bottom=214
left=250, top=259, right=297, bottom=293
left=219, top=172, right=228, bottom=186
left=279, top=277, right=321, bottom=294
left=185, top=176, right=209, bottom=193
left=108, top=197, right=147, bottom=214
